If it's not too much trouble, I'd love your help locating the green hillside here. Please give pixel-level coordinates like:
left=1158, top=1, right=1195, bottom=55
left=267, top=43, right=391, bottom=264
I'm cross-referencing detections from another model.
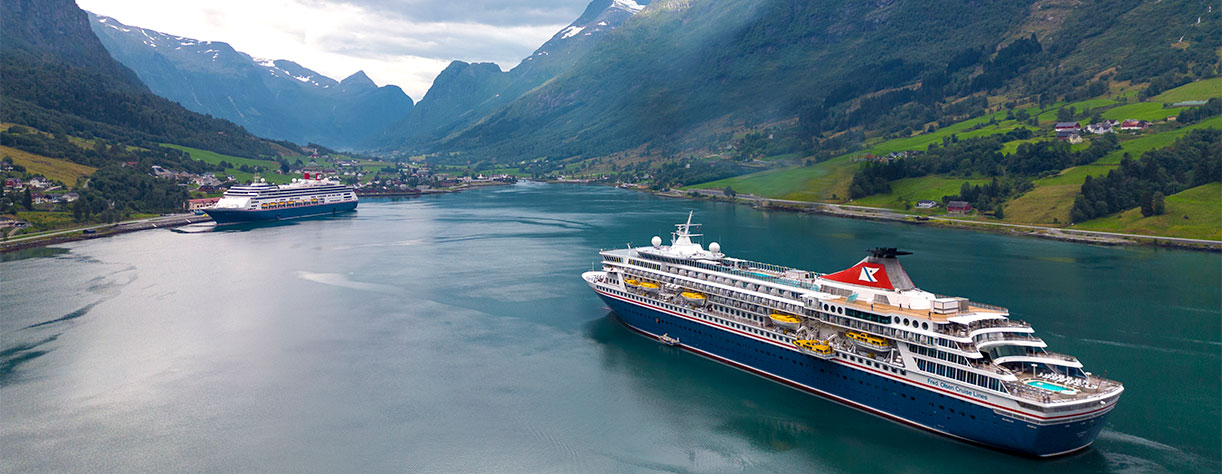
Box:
left=1152, top=78, right=1222, bottom=103
left=1074, top=182, right=1221, bottom=240
left=683, top=81, right=1220, bottom=239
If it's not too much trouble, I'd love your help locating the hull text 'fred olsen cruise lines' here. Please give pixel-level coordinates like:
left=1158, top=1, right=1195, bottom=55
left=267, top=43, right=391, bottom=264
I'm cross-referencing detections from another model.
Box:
left=582, top=213, right=1123, bottom=457
left=205, top=173, right=357, bottom=224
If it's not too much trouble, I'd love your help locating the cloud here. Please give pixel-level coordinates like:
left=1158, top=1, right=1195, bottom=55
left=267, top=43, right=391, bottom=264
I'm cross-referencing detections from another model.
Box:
left=77, top=0, right=587, bottom=99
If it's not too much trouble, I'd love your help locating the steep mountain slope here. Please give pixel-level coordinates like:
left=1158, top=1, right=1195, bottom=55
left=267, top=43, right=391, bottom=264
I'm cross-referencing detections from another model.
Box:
left=1, top=0, right=276, bottom=158
left=89, top=13, right=414, bottom=149
left=368, top=0, right=648, bottom=150
left=414, top=0, right=1215, bottom=162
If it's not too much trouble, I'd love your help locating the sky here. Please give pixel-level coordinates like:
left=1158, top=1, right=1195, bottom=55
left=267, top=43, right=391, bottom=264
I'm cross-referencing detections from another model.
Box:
left=76, top=0, right=589, bottom=100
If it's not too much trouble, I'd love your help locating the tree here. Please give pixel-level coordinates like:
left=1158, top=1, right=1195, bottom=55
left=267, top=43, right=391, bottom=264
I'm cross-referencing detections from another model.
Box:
left=994, top=204, right=1005, bottom=219
left=1151, top=192, right=1166, bottom=216
left=723, top=186, right=737, bottom=197
left=22, top=188, right=32, bottom=210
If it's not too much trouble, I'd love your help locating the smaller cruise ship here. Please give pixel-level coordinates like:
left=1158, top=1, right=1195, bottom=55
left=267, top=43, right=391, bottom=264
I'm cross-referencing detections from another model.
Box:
left=205, top=173, right=357, bottom=224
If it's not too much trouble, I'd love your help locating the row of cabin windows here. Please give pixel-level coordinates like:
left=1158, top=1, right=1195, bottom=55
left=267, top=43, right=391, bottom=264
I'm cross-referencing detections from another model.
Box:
left=908, top=344, right=972, bottom=366
left=607, top=286, right=792, bottom=346
left=916, top=359, right=1003, bottom=392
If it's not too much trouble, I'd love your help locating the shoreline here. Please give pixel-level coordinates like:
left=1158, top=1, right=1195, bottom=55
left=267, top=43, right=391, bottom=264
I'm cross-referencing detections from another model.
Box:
left=1, top=214, right=212, bottom=254
left=5, top=181, right=1216, bottom=254
left=0, top=181, right=515, bottom=254
left=653, top=189, right=1221, bottom=252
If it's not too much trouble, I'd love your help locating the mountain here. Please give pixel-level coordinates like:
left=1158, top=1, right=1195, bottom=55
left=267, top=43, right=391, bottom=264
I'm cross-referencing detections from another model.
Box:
left=387, top=0, right=1216, bottom=162
left=367, top=0, right=648, bottom=150
left=89, top=13, right=414, bottom=149
left=1, top=0, right=276, bottom=158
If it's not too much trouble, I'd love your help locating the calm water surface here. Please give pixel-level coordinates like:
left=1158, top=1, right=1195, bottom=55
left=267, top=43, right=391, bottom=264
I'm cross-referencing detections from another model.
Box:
left=2, top=183, right=1219, bottom=473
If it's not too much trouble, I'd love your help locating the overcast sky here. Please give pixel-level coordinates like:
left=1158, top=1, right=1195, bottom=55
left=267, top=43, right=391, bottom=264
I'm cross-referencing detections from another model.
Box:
left=77, top=0, right=588, bottom=99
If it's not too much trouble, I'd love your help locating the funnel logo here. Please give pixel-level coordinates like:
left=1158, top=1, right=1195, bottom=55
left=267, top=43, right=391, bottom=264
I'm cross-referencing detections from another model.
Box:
left=859, top=266, right=880, bottom=283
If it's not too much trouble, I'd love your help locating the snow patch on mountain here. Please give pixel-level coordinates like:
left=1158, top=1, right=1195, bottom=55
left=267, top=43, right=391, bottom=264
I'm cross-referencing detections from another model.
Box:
left=612, top=0, right=645, bottom=13
left=561, top=26, right=585, bottom=39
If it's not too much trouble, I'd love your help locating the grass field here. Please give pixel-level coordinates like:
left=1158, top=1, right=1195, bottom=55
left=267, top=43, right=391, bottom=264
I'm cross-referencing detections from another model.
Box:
left=850, top=176, right=990, bottom=209
left=1, top=145, right=96, bottom=187
left=1035, top=98, right=1118, bottom=123
left=163, top=144, right=291, bottom=184
left=12, top=211, right=76, bottom=233
left=688, top=154, right=856, bottom=201
left=1074, top=182, right=1221, bottom=240
left=1152, top=78, right=1222, bottom=103
left=162, top=144, right=279, bottom=168
left=1100, top=102, right=1179, bottom=122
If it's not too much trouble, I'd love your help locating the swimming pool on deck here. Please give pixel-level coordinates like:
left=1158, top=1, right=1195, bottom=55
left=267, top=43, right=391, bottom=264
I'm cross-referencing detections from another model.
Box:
left=1026, top=380, right=1072, bottom=392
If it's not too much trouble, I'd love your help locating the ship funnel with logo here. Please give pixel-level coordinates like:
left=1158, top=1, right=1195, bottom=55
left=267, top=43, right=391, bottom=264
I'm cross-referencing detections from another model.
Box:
left=820, top=248, right=916, bottom=291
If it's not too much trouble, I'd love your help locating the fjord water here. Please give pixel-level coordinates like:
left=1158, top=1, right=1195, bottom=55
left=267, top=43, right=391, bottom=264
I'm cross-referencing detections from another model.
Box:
left=2, top=183, right=1218, bottom=473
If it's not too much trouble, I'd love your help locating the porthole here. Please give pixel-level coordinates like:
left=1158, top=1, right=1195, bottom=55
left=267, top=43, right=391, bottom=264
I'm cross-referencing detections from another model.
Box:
left=922, top=322, right=929, bottom=330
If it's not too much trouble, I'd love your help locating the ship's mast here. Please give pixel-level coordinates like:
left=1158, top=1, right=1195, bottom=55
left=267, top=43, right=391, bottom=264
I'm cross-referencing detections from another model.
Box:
left=672, top=211, right=703, bottom=246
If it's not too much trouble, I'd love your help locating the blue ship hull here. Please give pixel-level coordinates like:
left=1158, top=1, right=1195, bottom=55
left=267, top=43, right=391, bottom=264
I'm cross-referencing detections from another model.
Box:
left=205, top=201, right=357, bottom=224
left=595, top=289, right=1112, bottom=457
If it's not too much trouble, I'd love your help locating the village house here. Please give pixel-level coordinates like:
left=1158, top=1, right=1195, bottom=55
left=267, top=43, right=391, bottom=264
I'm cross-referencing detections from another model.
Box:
left=27, top=176, right=50, bottom=188
left=1055, top=129, right=1080, bottom=141
left=1086, top=121, right=1115, bottom=134
left=1054, top=121, right=1081, bottom=133
left=947, top=200, right=972, bottom=214
left=1119, top=119, right=1148, bottom=131
left=4, top=177, right=22, bottom=188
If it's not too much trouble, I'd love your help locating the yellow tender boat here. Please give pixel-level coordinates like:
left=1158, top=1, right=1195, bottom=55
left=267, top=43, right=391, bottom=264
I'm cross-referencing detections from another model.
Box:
left=846, top=331, right=891, bottom=352
left=638, top=281, right=660, bottom=293
left=794, top=339, right=834, bottom=358
left=680, top=291, right=706, bottom=306
left=624, top=278, right=640, bottom=287
left=769, top=312, right=801, bottom=331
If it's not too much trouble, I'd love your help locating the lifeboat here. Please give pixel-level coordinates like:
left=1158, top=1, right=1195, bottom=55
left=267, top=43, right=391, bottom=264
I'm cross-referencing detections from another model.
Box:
left=638, top=281, right=660, bottom=293
left=846, top=331, right=891, bottom=353
left=680, top=291, right=706, bottom=306
left=770, top=312, right=801, bottom=331
left=624, top=278, right=641, bottom=288
left=794, top=339, right=834, bottom=359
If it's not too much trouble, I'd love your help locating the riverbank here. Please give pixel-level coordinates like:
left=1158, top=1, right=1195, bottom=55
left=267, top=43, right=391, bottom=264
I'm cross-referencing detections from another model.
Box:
left=657, top=189, right=1222, bottom=252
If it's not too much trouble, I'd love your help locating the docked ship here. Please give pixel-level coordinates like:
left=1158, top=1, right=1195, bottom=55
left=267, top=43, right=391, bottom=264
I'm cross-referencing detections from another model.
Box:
left=582, top=213, right=1123, bottom=457
left=205, top=173, right=357, bottom=224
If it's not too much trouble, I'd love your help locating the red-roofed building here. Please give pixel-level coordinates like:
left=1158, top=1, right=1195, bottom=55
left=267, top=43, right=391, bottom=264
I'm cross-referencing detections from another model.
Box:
left=187, top=197, right=220, bottom=211
left=947, top=200, right=972, bottom=214
left=1119, top=120, right=1148, bottom=131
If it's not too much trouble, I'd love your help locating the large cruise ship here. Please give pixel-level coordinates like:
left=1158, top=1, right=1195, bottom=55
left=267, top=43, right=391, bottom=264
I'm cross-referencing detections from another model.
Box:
left=205, top=174, right=357, bottom=224
left=582, top=213, right=1123, bottom=457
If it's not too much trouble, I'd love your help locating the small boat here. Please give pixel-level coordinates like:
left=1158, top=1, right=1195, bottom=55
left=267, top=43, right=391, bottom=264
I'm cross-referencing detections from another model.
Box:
left=770, top=312, right=801, bottom=331
left=659, top=333, right=680, bottom=346
left=846, top=331, right=891, bottom=353
left=624, top=278, right=641, bottom=287
left=794, top=339, right=834, bottom=359
left=680, top=291, right=706, bottom=306
left=171, top=222, right=217, bottom=233
left=638, top=281, right=660, bottom=293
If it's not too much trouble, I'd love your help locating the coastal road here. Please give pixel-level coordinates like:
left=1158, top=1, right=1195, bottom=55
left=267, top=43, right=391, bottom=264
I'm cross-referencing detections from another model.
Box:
left=678, top=190, right=1221, bottom=247
left=3, top=214, right=208, bottom=244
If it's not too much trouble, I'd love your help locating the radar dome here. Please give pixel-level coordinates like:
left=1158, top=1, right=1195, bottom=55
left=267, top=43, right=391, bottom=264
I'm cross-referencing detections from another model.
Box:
left=651, top=236, right=662, bottom=247
left=709, top=242, right=721, bottom=253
